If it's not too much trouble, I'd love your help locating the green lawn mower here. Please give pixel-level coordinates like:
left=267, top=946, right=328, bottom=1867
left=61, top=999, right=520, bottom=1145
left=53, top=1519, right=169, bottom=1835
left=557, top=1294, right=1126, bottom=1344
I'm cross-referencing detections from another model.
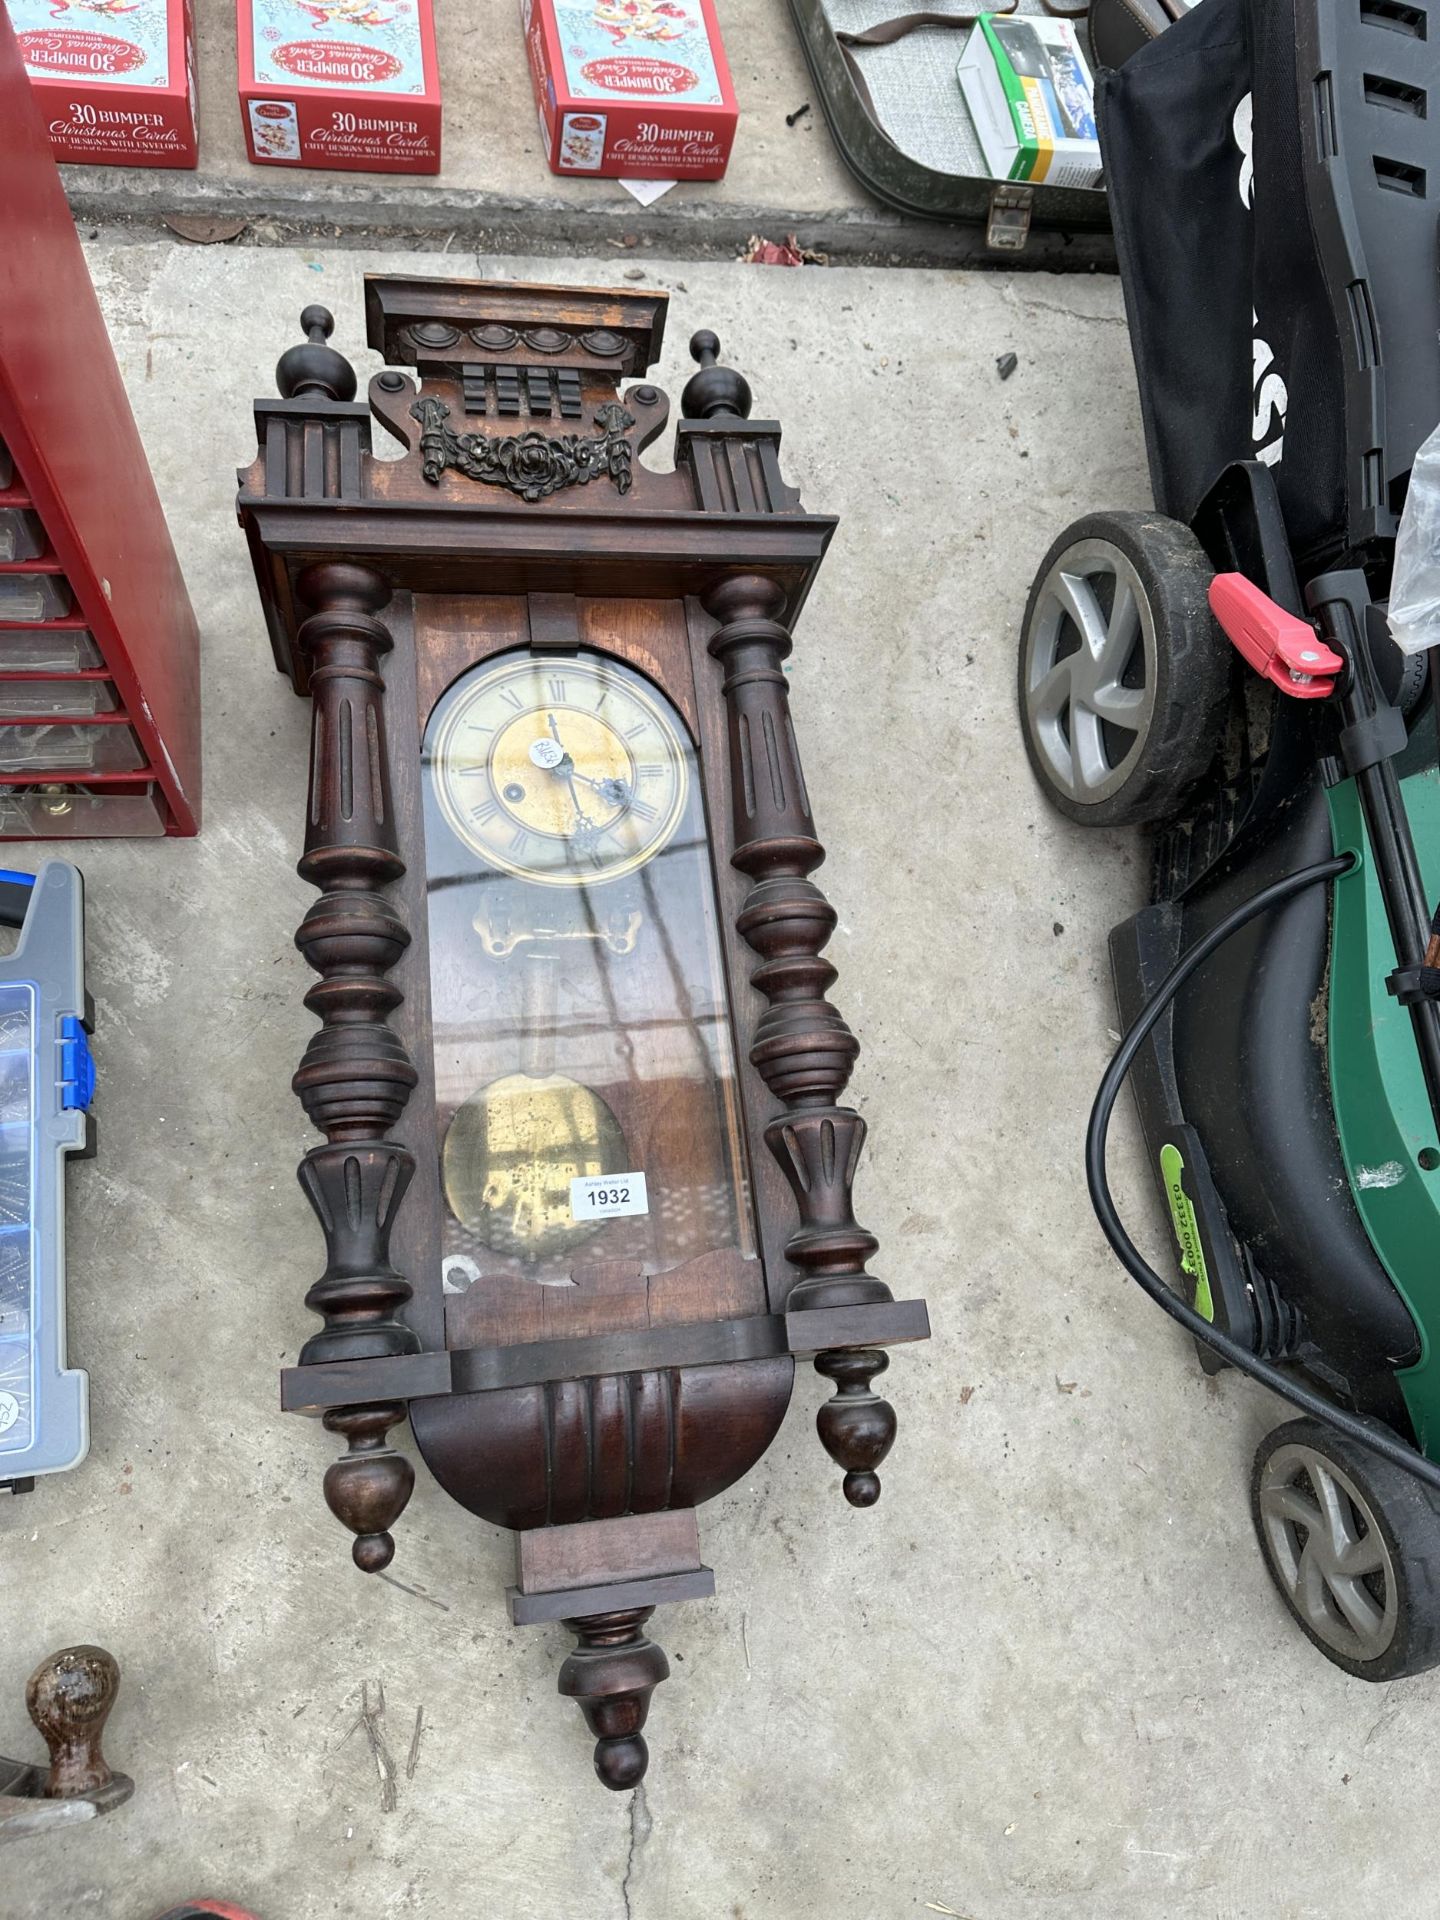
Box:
left=1017, top=0, right=1440, bottom=1678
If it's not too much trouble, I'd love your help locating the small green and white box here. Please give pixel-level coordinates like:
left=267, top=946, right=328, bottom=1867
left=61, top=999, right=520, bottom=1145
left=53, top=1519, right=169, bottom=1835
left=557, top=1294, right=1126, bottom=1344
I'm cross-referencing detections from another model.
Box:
left=957, top=13, right=1102, bottom=189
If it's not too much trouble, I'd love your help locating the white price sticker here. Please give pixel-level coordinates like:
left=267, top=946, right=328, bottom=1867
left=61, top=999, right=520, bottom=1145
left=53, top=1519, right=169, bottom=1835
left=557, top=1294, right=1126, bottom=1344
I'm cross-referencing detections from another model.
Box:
left=570, top=1171, right=649, bottom=1221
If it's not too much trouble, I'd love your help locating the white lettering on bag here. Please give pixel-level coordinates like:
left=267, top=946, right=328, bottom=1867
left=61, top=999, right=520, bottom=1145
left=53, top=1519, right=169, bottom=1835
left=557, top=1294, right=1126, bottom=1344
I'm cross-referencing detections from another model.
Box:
left=1234, top=94, right=1287, bottom=466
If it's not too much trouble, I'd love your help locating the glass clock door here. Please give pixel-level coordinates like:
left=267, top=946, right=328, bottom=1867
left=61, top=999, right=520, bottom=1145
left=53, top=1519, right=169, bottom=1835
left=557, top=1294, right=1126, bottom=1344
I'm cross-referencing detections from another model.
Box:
left=421, top=647, right=757, bottom=1306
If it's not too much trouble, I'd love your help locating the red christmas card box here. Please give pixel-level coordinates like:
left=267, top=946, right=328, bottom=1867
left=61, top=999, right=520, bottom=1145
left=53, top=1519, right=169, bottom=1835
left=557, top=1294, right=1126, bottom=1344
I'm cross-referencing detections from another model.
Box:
left=10, top=0, right=197, bottom=169
left=523, top=0, right=737, bottom=180
left=237, top=0, right=440, bottom=173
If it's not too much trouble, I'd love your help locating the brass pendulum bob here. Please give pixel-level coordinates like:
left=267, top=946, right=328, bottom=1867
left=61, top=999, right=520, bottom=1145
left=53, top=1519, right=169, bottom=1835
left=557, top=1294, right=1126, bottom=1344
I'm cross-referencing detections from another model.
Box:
left=442, top=940, right=628, bottom=1262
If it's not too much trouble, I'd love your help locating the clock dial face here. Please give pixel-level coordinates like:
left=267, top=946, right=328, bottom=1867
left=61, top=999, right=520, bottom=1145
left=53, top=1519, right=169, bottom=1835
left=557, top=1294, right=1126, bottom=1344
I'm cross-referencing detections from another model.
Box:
left=429, top=654, right=689, bottom=887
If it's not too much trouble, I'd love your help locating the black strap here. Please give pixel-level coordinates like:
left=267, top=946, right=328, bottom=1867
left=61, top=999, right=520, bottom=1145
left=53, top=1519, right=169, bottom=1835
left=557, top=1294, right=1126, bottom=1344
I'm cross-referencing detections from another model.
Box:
left=836, top=0, right=1086, bottom=43
left=837, top=7, right=1013, bottom=44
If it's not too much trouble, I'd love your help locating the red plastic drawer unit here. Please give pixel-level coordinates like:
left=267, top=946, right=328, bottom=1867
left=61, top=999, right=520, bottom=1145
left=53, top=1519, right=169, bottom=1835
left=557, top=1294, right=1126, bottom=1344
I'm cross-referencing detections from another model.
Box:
left=0, top=8, right=200, bottom=839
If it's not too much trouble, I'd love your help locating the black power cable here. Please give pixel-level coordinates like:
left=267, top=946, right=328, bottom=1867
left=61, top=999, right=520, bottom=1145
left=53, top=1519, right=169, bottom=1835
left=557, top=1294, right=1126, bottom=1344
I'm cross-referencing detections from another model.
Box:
left=1086, top=851, right=1440, bottom=1495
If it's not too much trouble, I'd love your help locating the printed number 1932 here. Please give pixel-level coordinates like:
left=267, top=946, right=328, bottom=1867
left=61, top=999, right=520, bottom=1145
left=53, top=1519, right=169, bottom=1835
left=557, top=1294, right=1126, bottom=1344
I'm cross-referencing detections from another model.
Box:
left=569, top=1170, right=650, bottom=1222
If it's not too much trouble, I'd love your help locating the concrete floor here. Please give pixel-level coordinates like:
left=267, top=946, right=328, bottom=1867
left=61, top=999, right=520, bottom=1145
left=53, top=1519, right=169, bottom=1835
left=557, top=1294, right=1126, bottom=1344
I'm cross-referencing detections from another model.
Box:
left=1, top=242, right=1431, bottom=1919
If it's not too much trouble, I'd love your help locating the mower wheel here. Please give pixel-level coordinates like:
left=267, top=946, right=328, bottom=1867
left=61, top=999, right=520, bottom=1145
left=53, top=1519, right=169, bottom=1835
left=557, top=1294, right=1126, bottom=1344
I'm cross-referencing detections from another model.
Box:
left=1252, top=1419, right=1440, bottom=1681
left=1018, top=511, right=1232, bottom=829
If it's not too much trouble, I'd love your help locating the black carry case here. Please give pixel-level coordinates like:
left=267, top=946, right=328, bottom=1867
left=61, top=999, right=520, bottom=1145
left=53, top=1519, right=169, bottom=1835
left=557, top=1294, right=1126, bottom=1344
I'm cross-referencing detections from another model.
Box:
left=1099, top=0, right=1440, bottom=570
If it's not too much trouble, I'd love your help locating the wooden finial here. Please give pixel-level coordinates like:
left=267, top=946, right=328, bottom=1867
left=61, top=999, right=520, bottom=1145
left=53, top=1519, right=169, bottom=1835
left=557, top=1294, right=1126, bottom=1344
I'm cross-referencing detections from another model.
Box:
left=26, top=1646, right=121, bottom=1799
left=814, top=1349, right=897, bottom=1506
left=681, top=330, right=753, bottom=420
left=276, top=305, right=358, bottom=403
left=558, top=1607, right=669, bottom=1790
left=322, top=1405, right=416, bottom=1571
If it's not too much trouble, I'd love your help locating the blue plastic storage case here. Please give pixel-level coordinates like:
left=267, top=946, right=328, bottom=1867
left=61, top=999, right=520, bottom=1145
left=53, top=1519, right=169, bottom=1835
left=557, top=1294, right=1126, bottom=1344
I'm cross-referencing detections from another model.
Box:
left=0, top=862, right=95, bottom=1488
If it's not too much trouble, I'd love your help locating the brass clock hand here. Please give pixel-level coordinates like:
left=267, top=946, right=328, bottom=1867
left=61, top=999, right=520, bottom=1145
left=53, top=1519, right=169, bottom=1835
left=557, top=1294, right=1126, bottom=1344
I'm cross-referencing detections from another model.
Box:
left=543, top=717, right=622, bottom=801
left=528, top=727, right=597, bottom=836
left=537, top=718, right=637, bottom=837
left=561, top=768, right=595, bottom=832
left=567, top=766, right=631, bottom=807
left=534, top=715, right=635, bottom=818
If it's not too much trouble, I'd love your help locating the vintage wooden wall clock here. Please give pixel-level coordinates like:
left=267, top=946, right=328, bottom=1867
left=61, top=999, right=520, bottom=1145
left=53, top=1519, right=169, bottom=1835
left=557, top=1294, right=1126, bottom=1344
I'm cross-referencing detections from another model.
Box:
left=236, top=278, right=930, bottom=1789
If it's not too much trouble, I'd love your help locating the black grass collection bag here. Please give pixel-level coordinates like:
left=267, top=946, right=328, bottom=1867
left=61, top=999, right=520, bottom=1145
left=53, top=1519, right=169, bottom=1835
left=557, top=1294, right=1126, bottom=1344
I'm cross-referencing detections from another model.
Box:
left=1097, top=0, right=1348, bottom=567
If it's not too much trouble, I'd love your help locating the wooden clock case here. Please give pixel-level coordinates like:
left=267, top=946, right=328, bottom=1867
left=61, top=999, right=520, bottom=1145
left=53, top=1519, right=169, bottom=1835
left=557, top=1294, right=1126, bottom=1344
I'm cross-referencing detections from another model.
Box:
left=236, top=278, right=929, bottom=1789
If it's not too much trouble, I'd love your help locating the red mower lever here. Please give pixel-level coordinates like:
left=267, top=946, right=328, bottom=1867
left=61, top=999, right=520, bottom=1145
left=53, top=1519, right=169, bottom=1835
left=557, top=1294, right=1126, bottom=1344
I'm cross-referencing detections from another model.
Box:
left=1208, top=573, right=1342, bottom=699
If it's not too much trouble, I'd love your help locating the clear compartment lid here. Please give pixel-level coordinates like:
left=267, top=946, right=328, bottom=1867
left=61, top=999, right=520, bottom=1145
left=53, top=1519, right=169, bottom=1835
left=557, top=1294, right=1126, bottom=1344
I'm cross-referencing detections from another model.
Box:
left=0, top=630, right=102, bottom=673
left=0, top=576, right=71, bottom=625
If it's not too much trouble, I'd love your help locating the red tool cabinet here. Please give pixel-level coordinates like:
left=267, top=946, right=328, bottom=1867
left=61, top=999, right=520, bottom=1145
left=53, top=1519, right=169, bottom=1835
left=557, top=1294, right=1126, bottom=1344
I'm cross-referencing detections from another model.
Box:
left=0, top=7, right=200, bottom=839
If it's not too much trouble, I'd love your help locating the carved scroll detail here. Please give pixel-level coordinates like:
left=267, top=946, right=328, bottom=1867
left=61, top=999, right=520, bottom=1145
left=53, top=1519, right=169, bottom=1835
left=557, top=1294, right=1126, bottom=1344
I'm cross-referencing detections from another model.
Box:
left=293, top=560, right=419, bottom=1572
left=410, top=395, right=634, bottom=500
left=706, top=574, right=899, bottom=1507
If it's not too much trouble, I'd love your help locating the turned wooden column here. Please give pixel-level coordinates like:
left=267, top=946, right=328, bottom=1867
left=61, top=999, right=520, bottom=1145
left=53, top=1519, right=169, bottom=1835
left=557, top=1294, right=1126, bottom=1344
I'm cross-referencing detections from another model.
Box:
left=705, top=570, right=898, bottom=1506
left=292, top=559, right=420, bottom=1572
